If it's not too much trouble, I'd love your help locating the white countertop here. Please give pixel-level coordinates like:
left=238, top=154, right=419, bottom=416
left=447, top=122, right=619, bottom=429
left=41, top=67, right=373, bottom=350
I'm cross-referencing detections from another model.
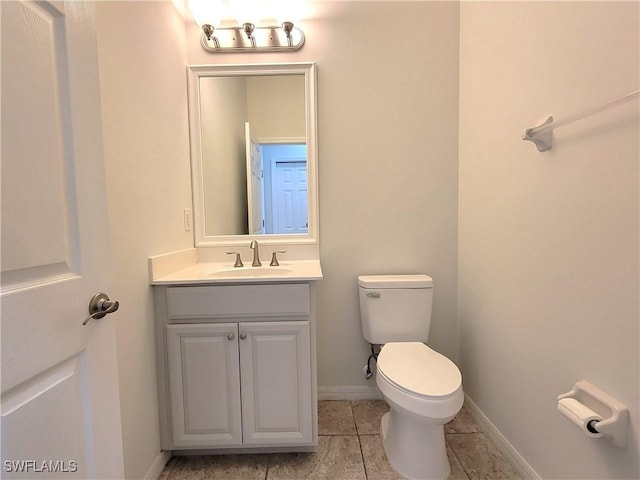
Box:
left=151, top=259, right=323, bottom=285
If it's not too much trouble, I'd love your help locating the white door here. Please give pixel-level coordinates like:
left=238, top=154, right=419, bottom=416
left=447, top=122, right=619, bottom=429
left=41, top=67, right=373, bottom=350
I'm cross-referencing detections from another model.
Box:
left=273, top=161, right=308, bottom=234
left=239, top=321, right=313, bottom=446
left=166, top=324, right=242, bottom=448
left=245, top=122, right=265, bottom=234
left=1, top=2, right=124, bottom=478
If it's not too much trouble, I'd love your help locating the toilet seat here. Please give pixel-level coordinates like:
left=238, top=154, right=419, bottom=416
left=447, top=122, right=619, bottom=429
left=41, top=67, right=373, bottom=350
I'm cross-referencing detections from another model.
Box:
left=377, top=342, right=462, bottom=400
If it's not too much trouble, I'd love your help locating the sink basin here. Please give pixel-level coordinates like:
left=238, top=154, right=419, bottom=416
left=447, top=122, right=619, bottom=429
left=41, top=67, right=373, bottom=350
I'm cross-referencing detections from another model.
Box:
left=209, top=267, right=293, bottom=278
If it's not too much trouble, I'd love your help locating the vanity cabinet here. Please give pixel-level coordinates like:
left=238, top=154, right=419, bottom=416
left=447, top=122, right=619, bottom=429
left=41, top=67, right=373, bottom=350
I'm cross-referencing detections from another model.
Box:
left=154, top=282, right=317, bottom=452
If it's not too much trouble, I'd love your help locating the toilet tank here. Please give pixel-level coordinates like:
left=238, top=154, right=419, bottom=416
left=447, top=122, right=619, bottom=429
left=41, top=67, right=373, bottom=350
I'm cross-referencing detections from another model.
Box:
left=358, top=274, right=433, bottom=344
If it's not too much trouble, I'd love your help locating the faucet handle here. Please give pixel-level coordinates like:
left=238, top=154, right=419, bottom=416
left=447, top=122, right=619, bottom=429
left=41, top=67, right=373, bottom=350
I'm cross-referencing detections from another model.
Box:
left=270, top=250, right=287, bottom=267
left=226, top=251, right=244, bottom=268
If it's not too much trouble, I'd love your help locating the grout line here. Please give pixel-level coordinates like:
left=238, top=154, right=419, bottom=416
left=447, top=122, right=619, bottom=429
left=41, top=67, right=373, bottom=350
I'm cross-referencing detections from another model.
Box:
left=356, top=434, right=370, bottom=480
left=445, top=435, right=472, bottom=480
left=350, top=400, right=370, bottom=480
left=319, top=433, right=359, bottom=436
left=352, top=400, right=362, bottom=436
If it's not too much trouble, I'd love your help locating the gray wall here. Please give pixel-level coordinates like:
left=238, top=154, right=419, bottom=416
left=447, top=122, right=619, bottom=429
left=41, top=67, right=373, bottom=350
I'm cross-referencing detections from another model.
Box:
left=95, top=3, right=192, bottom=478
left=459, top=2, right=639, bottom=478
left=200, top=76, right=248, bottom=235
left=187, top=1, right=462, bottom=395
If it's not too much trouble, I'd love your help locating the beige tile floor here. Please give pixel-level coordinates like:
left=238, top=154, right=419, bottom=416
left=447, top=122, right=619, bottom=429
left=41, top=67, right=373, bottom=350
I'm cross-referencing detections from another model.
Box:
left=159, top=400, right=523, bottom=480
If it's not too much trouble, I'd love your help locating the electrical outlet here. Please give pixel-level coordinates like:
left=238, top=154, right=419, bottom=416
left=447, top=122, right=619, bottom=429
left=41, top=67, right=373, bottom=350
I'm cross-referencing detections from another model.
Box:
left=184, top=208, right=192, bottom=231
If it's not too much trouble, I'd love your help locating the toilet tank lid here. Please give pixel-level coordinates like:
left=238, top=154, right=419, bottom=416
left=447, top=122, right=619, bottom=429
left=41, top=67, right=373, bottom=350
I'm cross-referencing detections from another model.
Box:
left=358, top=274, right=433, bottom=288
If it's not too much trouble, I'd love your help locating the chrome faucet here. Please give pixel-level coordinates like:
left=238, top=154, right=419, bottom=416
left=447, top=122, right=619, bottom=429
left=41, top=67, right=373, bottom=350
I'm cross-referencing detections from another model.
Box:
left=250, top=240, right=261, bottom=267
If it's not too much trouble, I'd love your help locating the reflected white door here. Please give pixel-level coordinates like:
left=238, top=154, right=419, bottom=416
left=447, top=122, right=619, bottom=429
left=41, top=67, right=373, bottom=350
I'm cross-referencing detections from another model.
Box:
left=272, top=161, right=308, bottom=234
left=1, top=2, right=124, bottom=479
left=245, top=122, right=265, bottom=235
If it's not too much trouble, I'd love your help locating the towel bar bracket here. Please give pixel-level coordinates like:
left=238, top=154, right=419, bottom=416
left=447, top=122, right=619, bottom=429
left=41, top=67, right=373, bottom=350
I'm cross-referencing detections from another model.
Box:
left=522, top=116, right=553, bottom=152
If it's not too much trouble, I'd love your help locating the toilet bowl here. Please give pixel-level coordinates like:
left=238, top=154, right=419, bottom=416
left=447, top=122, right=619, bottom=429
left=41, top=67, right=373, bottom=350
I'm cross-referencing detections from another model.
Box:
left=376, top=342, right=463, bottom=480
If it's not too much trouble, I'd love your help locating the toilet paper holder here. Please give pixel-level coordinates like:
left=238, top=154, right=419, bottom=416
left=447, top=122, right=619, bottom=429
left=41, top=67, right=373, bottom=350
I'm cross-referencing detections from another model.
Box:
left=558, top=380, right=629, bottom=448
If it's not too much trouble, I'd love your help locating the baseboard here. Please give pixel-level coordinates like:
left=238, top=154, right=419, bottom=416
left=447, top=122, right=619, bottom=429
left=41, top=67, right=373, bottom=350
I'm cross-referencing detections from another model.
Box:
left=463, top=395, right=541, bottom=480
left=143, top=450, right=172, bottom=480
left=317, top=385, right=382, bottom=401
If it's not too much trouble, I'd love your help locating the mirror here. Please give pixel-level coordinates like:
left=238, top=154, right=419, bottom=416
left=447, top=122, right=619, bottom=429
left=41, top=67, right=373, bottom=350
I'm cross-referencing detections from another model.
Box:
left=187, top=63, right=318, bottom=246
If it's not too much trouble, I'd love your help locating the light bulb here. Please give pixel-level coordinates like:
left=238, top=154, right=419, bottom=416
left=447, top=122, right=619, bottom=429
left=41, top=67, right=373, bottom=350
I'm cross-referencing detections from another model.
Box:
left=231, top=0, right=263, bottom=27
left=273, top=0, right=303, bottom=26
left=188, top=0, right=222, bottom=28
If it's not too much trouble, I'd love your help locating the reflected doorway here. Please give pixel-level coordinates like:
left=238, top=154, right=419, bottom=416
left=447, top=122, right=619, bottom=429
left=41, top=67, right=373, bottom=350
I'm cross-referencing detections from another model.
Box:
left=261, top=143, right=308, bottom=234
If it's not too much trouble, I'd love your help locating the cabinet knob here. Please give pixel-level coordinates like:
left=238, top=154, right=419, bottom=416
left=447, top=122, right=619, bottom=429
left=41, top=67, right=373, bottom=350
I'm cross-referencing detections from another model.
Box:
left=239, top=332, right=247, bottom=340
left=227, top=333, right=235, bottom=341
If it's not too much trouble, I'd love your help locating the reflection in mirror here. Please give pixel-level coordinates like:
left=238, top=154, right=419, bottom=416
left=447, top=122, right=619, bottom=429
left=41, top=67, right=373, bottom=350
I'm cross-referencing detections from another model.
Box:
left=260, top=143, right=307, bottom=235
left=187, top=63, right=318, bottom=247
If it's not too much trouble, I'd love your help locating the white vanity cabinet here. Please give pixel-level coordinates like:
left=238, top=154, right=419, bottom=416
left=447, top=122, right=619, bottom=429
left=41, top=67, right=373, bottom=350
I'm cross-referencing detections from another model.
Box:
left=154, top=282, right=317, bottom=453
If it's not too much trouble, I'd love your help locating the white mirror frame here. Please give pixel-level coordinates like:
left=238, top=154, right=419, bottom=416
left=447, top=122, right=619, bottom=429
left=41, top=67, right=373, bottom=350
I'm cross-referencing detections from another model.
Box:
left=187, top=62, right=318, bottom=247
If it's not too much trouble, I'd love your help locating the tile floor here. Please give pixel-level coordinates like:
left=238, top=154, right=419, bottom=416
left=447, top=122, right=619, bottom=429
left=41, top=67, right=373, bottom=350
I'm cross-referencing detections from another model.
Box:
left=159, top=400, right=523, bottom=480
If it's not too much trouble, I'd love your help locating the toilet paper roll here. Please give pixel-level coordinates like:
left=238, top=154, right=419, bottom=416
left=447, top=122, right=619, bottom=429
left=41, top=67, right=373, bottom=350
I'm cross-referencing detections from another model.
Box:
left=557, top=397, right=603, bottom=438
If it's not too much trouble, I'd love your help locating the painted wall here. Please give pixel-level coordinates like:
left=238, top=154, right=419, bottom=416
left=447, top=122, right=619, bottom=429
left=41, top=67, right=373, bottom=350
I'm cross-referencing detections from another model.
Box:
left=187, top=1, right=461, bottom=396
left=200, top=76, right=249, bottom=235
left=246, top=75, right=306, bottom=139
left=458, top=2, right=639, bottom=479
left=94, top=2, right=193, bottom=478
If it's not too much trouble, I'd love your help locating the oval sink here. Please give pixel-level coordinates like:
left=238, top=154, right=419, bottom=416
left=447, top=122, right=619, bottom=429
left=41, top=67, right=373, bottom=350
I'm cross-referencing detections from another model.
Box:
left=209, top=267, right=293, bottom=278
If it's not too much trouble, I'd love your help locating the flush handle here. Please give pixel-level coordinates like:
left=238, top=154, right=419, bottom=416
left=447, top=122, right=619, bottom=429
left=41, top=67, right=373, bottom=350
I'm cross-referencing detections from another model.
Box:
left=366, top=292, right=381, bottom=299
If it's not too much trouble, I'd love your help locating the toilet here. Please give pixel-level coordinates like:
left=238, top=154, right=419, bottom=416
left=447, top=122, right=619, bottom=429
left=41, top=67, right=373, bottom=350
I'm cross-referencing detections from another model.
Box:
left=358, top=274, right=463, bottom=480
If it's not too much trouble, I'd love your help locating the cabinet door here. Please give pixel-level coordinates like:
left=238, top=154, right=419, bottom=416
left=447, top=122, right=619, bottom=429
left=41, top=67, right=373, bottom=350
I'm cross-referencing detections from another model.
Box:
left=167, top=323, right=242, bottom=448
left=239, top=321, right=313, bottom=446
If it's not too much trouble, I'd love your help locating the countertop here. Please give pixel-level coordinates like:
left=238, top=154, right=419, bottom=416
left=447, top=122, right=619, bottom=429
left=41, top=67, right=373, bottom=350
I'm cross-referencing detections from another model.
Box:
left=150, top=259, right=323, bottom=285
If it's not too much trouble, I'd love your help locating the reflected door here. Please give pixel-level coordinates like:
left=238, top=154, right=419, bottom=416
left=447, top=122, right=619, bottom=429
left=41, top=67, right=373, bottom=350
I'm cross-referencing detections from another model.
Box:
left=1, top=2, right=124, bottom=478
left=272, top=161, right=308, bottom=234
left=245, top=122, right=265, bottom=234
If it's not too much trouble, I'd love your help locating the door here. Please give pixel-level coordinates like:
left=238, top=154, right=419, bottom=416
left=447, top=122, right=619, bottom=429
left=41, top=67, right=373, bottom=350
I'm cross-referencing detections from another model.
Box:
left=1, top=2, right=124, bottom=478
left=272, top=160, right=308, bottom=234
left=239, top=321, right=313, bottom=446
left=166, top=324, right=242, bottom=448
left=245, top=122, right=265, bottom=234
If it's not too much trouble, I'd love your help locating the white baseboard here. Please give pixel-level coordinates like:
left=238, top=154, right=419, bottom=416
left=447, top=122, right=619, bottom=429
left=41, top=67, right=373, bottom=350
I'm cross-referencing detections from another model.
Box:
left=317, top=385, right=382, bottom=401
left=463, top=395, right=541, bottom=480
left=143, top=450, right=172, bottom=480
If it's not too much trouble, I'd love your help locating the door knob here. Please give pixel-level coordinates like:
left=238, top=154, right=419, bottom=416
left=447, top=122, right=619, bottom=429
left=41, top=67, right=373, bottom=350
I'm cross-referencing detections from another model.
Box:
left=239, top=332, right=247, bottom=340
left=82, top=293, right=120, bottom=326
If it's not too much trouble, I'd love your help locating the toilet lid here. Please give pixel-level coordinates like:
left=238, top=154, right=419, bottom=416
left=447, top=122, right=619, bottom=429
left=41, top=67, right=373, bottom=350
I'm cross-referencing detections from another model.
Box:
left=377, top=342, right=462, bottom=398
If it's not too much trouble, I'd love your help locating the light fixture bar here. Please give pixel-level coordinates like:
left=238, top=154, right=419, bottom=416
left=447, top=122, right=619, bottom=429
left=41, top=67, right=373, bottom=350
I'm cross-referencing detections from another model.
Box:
left=200, top=25, right=305, bottom=53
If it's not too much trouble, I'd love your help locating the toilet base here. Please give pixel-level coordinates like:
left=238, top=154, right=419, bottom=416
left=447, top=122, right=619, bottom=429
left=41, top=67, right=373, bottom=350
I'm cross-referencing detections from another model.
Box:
left=380, top=410, right=450, bottom=480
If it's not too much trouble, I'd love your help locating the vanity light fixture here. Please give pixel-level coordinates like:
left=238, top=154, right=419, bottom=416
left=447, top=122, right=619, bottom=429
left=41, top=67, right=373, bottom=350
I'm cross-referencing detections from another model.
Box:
left=188, top=0, right=222, bottom=47
left=188, top=0, right=305, bottom=53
